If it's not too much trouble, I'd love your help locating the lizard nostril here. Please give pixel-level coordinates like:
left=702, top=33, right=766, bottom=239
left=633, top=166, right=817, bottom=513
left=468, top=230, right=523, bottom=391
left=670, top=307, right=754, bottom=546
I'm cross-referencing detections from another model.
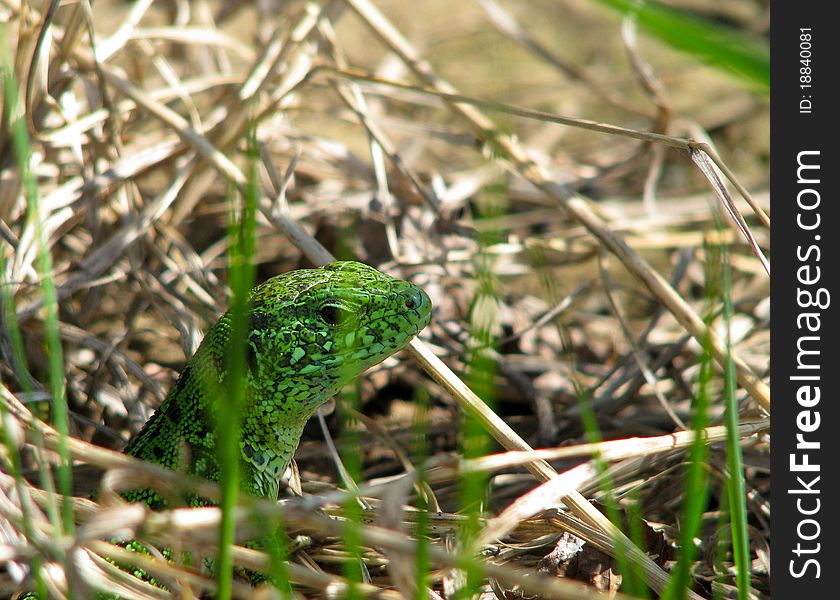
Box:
left=404, top=297, right=416, bottom=309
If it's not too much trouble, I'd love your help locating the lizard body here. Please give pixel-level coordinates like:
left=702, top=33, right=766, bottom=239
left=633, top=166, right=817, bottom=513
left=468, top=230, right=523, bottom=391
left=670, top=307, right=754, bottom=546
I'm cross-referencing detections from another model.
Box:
left=122, top=261, right=431, bottom=505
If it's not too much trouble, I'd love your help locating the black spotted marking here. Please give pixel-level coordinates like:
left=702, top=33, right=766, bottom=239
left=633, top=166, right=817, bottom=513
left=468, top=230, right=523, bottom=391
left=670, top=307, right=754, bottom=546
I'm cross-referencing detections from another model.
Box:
left=246, top=337, right=259, bottom=374
left=168, top=399, right=182, bottom=423
left=172, top=365, right=191, bottom=396
left=243, top=443, right=255, bottom=458
left=152, top=444, right=166, bottom=460
left=249, top=311, right=271, bottom=331
left=247, top=313, right=272, bottom=374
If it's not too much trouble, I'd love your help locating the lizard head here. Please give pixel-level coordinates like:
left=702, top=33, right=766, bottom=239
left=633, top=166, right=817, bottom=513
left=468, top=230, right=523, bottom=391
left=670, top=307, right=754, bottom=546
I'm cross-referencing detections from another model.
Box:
left=242, top=261, right=432, bottom=415
left=127, top=262, right=431, bottom=498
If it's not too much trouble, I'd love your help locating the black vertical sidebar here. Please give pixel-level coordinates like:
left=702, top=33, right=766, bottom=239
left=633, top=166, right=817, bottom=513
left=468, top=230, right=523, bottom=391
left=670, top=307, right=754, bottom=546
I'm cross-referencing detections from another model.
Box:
left=771, top=3, right=838, bottom=597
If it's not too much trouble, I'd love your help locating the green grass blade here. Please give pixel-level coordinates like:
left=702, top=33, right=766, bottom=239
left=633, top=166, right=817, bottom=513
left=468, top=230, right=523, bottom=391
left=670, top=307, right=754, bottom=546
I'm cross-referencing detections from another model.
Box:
left=338, top=386, right=366, bottom=600
left=575, top=384, right=648, bottom=598
left=661, top=241, right=719, bottom=599
left=721, top=247, right=751, bottom=598
left=595, top=0, right=769, bottom=93
left=456, top=203, right=502, bottom=598
left=216, top=133, right=259, bottom=599
left=3, top=49, right=75, bottom=540
left=411, top=387, right=432, bottom=600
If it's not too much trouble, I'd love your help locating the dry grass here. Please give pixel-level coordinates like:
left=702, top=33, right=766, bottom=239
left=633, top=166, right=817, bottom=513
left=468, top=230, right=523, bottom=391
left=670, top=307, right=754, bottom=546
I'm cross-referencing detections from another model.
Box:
left=1, top=0, right=769, bottom=598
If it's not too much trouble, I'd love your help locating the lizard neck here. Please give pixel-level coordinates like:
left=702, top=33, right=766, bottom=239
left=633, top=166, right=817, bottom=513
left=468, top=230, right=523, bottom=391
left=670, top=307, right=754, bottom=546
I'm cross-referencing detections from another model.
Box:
left=238, top=415, right=308, bottom=501
left=238, top=379, right=340, bottom=500
left=124, top=355, right=337, bottom=504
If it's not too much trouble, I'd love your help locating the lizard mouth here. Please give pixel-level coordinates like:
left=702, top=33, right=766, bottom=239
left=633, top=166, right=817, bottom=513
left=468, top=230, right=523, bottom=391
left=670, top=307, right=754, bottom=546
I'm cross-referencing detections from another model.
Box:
left=340, top=285, right=431, bottom=369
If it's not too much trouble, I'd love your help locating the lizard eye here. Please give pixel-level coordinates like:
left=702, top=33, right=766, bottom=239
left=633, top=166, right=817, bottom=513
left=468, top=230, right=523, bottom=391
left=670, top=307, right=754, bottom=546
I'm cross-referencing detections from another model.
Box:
left=318, top=304, right=350, bottom=326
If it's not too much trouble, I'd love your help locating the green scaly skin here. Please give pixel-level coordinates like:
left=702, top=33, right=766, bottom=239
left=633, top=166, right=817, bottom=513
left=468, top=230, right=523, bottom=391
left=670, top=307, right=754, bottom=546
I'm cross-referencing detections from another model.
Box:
left=122, top=261, right=432, bottom=507
left=19, top=268, right=429, bottom=600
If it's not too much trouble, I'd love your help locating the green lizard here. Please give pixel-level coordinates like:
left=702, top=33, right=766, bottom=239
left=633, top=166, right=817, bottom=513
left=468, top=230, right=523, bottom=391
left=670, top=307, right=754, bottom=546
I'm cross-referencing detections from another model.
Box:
left=14, top=261, right=430, bottom=597
left=122, top=260, right=431, bottom=505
